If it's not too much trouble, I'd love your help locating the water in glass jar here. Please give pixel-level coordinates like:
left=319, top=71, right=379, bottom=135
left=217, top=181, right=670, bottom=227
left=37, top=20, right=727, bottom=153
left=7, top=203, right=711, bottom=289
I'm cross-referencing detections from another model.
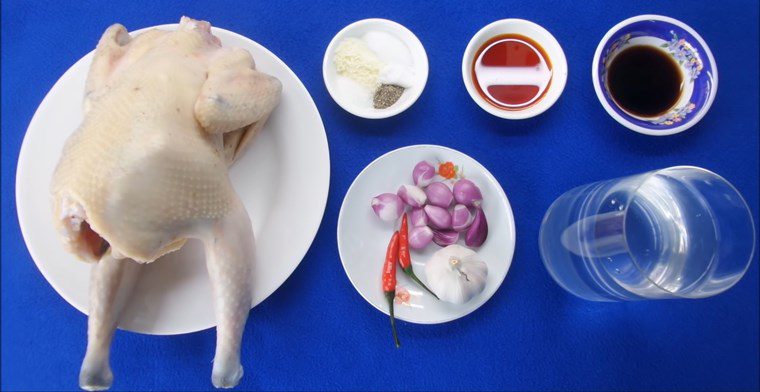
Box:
left=541, top=170, right=731, bottom=301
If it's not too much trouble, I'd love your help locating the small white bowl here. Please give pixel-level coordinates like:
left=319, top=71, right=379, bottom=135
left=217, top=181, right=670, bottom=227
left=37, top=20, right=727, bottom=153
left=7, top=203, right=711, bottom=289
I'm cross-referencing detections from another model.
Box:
left=462, top=19, right=568, bottom=120
left=323, top=18, right=429, bottom=119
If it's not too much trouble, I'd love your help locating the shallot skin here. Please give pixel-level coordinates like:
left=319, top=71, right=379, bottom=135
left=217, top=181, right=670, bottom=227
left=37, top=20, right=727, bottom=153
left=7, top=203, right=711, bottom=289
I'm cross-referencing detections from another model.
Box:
left=453, top=179, right=483, bottom=207
left=451, top=204, right=473, bottom=232
left=433, top=229, right=459, bottom=247
left=425, top=182, right=454, bottom=208
left=409, top=207, right=428, bottom=227
left=370, top=162, right=489, bottom=251
left=465, top=208, right=488, bottom=247
left=371, top=193, right=404, bottom=221
left=408, top=226, right=434, bottom=249
left=397, top=184, right=427, bottom=208
left=412, top=161, right=436, bottom=187
left=424, top=205, right=451, bottom=230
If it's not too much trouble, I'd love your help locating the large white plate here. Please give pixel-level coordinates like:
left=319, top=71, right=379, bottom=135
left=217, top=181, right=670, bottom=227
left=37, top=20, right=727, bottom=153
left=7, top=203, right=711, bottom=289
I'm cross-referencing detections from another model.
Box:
left=15, top=24, right=330, bottom=335
left=337, top=145, right=515, bottom=324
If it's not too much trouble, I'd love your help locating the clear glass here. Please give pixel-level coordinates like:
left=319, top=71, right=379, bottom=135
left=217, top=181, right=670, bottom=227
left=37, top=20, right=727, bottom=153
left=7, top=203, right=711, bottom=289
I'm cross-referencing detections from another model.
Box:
left=539, top=166, right=756, bottom=301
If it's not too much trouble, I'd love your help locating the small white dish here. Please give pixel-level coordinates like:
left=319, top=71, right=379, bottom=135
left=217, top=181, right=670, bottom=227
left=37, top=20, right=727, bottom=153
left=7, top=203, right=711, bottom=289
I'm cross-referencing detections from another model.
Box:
left=16, top=24, right=330, bottom=335
left=323, top=18, right=429, bottom=119
left=337, top=145, right=516, bottom=324
left=462, top=19, right=567, bottom=120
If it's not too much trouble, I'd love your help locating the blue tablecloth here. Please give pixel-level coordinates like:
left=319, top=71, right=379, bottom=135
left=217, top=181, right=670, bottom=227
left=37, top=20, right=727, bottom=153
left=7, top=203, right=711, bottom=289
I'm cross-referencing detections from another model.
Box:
left=2, top=1, right=758, bottom=390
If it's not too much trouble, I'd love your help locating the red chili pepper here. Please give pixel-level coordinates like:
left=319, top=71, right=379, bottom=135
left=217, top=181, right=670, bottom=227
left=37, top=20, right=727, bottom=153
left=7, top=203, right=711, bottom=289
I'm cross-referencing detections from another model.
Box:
left=382, top=231, right=400, bottom=348
left=399, top=214, right=439, bottom=299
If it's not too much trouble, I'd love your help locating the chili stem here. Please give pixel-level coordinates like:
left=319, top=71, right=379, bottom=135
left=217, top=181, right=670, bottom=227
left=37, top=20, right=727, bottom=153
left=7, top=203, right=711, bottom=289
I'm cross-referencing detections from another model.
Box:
left=403, top=268, right=439, bottom=300
left=385, top=291, right=400, bottom=348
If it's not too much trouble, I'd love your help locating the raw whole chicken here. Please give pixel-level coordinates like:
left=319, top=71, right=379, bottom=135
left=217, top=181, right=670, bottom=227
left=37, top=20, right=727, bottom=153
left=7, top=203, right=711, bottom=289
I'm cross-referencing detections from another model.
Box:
left=49, top=17, right=281, bottom=390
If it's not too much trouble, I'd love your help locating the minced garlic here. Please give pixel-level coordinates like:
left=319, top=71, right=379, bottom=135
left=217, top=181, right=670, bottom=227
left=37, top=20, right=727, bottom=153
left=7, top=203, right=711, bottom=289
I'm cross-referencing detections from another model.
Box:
left=333, top=37, right=382, bottom=89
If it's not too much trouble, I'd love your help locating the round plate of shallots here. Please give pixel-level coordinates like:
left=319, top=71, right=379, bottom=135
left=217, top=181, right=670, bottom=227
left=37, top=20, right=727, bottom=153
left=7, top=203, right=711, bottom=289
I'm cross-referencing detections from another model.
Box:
left=337, top=145, right=515, bottom=324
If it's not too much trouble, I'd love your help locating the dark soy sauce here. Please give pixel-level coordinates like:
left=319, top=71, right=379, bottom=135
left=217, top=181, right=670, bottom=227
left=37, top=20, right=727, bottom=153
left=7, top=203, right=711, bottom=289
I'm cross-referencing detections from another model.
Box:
left=607, top=45, right=683, bottom=117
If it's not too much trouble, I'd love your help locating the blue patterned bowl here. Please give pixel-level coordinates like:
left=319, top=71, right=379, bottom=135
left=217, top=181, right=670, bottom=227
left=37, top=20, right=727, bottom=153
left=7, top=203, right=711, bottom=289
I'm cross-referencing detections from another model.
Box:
left=592, top=15, right=718, bottom=136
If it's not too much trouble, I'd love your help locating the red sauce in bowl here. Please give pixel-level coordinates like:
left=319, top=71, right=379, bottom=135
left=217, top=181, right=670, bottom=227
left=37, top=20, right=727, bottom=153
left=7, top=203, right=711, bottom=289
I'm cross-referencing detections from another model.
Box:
left=472, top=34, right=553, bottom=110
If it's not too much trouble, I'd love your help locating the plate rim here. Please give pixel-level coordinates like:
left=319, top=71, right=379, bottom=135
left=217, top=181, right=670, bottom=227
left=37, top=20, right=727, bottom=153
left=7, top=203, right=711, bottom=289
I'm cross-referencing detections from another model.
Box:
left=15, top=23, right=330, bottom=335
left=336, top=144, right=516, bottom=325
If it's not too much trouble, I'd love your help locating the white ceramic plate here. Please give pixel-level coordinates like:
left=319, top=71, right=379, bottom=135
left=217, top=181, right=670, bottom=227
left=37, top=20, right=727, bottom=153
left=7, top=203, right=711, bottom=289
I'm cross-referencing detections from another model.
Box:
left=337, top=145, right=516, bottom=324
left=16, top=24, right=330, bottom=335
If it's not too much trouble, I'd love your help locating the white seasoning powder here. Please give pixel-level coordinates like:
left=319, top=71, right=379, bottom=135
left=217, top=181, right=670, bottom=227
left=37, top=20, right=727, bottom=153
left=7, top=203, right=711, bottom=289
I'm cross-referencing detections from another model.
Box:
left=363, top=31, right=412, bottom=66
left=333, top=37, right=382, bottom=89
left=378, top=63, right=415, bottom=89
left=335, top=75, right=373, bottom=108
left=363, top=31, right=415, bottom=89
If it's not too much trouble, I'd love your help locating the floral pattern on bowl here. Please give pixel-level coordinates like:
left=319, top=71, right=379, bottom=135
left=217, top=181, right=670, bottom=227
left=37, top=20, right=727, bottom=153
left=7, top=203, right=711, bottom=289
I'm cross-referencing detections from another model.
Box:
left=592, top=15, right=718, bottom=136
left=650, top=102, right=696, bottom=126
left=598, top=33, right=632, bottom=84
left=601, top=33, right=632, bottom=65
left=661, top=31, right=704, bottom=81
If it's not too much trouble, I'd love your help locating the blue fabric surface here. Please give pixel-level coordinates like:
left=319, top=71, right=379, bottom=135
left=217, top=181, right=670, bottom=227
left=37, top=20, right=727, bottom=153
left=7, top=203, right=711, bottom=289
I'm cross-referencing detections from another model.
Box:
left=2, top=1, right=758, bottom=390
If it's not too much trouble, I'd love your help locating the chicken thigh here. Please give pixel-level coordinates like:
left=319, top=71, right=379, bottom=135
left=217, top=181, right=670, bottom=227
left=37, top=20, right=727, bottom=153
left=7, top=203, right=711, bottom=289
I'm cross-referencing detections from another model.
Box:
left=50, top=17, right=281, bottom=390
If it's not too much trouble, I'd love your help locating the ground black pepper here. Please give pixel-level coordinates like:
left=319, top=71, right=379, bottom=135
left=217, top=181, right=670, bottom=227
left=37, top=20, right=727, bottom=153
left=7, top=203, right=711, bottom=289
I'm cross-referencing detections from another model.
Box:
left=373, top=84, right=405, bottom=109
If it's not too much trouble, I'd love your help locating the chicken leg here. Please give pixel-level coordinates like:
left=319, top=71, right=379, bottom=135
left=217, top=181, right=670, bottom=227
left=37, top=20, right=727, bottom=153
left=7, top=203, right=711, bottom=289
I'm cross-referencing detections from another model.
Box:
left=79, top=251, right=142, bottom=391
left=79, top=194, right=254, bottom=390
left=201, top=195, right=254, bottom=388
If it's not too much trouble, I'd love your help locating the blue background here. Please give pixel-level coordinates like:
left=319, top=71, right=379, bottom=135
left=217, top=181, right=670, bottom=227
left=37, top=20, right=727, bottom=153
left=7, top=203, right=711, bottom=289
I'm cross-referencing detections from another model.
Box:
left=2, top=1, right=758, bottom=390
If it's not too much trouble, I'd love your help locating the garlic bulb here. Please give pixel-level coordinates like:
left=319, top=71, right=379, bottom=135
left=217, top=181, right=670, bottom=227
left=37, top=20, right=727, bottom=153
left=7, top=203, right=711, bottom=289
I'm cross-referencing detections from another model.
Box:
left=424, top=245, right=488, bottom=304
